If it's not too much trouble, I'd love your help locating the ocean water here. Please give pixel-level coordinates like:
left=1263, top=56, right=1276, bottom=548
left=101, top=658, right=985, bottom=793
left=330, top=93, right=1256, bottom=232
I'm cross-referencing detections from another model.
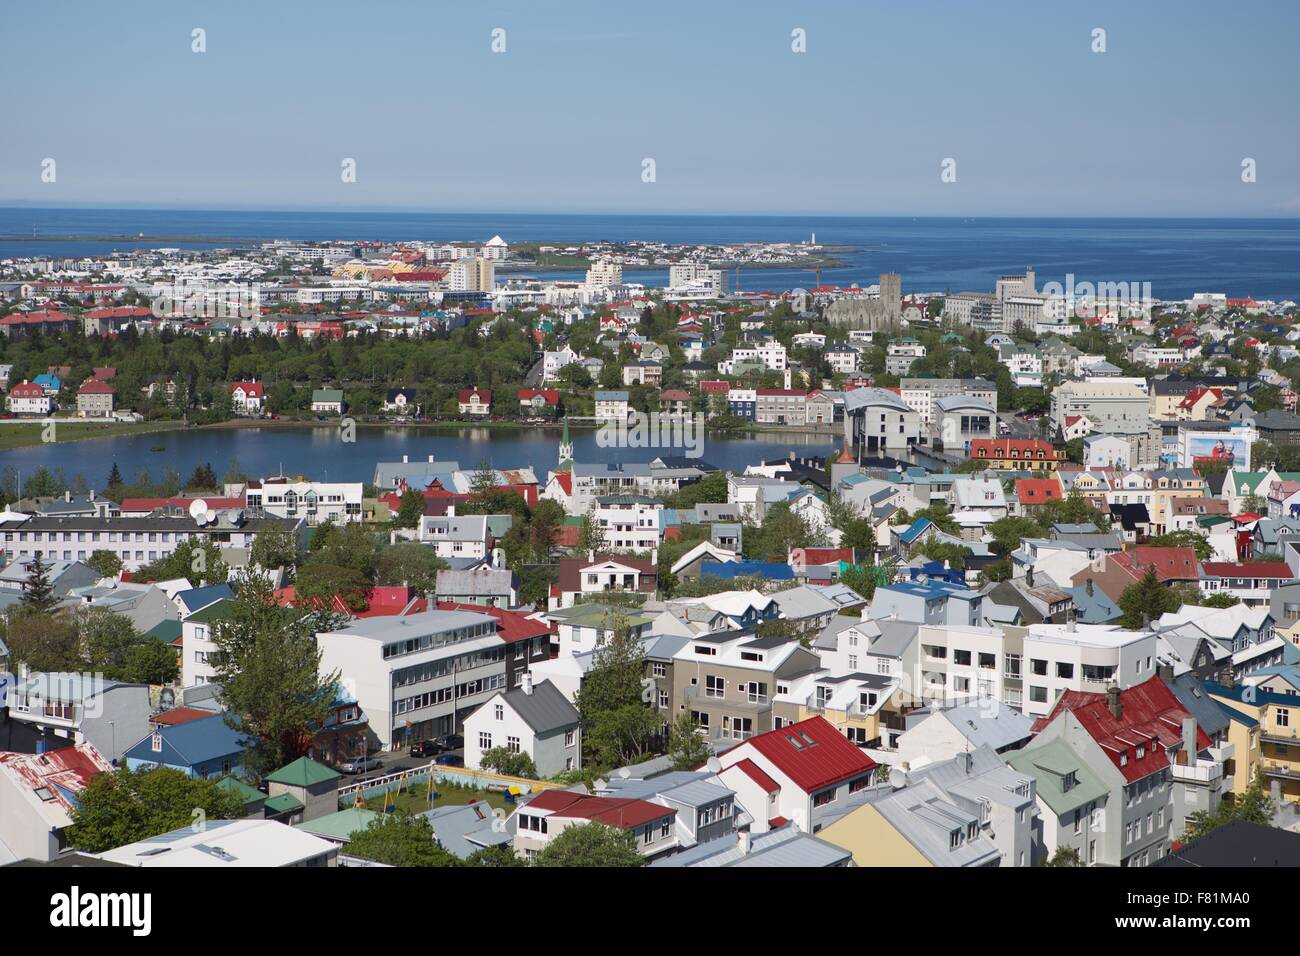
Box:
left=1, top=208, right=1297, bottom=300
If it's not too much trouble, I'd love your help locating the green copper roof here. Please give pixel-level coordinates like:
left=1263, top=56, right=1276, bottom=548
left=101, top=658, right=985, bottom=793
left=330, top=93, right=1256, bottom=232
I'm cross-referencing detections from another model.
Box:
left=1233, top=472, right=1269, bottom=493
left=293, top=807, right=381, bottom=842
left=1007, top=739, right=1108, bottom=816
left=264, top=792, right=305, bottom=813
left=186, top=598, right=236, bottom=625
left=146, top=619, right=183, bottom=643
left=265, top=755, right=340, bottom=787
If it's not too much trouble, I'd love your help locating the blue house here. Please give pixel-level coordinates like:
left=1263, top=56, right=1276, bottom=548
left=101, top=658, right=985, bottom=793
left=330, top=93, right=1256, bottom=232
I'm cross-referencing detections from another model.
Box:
left=124, top=713, right=247, bottom=779
left=176, top=582, right=236, bottom=617
left=33, top=373, right=61, bottom=394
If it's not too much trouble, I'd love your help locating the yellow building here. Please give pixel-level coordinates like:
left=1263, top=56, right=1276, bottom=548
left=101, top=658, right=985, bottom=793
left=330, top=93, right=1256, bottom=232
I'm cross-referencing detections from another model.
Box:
left=1206, top=682, right=1284, bottom=801
left=820, top=803, right=933, bottom=867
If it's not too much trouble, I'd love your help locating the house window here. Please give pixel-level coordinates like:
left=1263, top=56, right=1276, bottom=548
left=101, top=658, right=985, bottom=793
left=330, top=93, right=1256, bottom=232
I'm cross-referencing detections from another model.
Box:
left=494, top=704, right=504, bottom=721
left=564, top=730, right=575, bottom=747
left=479, top=732, right=492, bottom=750
left=506, top=736, right=521, bottom=753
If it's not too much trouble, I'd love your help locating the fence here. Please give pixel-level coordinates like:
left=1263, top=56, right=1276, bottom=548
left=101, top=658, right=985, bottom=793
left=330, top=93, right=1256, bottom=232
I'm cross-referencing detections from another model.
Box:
left=335, top=762, right=562, bottom=803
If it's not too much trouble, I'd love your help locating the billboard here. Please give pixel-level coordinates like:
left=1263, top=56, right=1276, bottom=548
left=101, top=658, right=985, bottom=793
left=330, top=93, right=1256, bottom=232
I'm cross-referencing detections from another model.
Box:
left=1182, top=433, right=1252, bottom=470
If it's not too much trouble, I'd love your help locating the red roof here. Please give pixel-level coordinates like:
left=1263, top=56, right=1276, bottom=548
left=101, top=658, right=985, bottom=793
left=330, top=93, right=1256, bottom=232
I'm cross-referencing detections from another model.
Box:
left=436, top=603, right=551, bottom=644
left=518, top=388, right=559, bottom=405
left=726, top=715, right=876, bottom=794
left=232, top=381, right=264, bottom=398
left=77, top=380, right=115, bottom=395
left=0, top=311, right=77, bottom=326
left=1201, top=561, right=1293, bottom=579
left=795, top=547, right=855, bottom=566
left=733, top=758, right=780, bottom=793
left=150, top=706, right=215, bottom=727
left=700, top=381, right=730, bottom=394
left=969, top=438, right=1062, bottom=460
left=551, top=471, right=573, bottom=495
left=1015, top=478, right=1063, bottom=502
left=1032, top=676, right=1211, bottom=783
left=7, top=382, right=45, bottom=399
left=120, top=496, right=244, bottom=513
left=522, top=790, right=674, bottom=829
left=458, top=388, right=492, bottom=403
left=1111, top=547, right=1200, bottom=582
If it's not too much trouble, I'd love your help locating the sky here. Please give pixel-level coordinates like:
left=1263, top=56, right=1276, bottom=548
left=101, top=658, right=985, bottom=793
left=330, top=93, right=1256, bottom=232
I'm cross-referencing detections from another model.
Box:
left=1, top=0, right=1298, bottom=217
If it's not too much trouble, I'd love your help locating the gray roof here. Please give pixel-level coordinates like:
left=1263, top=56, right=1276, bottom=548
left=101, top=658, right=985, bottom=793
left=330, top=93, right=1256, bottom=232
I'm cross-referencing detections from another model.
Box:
left=1164, top=673, right=1230, bottom=738
left=869, top=778, right=1002, bottom=867
left=498, top=679, right=579, bottom=735
left=865, top=619, right=920, bottom=658
left=926, top=701, right=1035, bottom=752
left=435, top=567, right=516, bottom=596
left=649, top=825, right=850, bottom=868
left=418, top=803, right=512, bottom=859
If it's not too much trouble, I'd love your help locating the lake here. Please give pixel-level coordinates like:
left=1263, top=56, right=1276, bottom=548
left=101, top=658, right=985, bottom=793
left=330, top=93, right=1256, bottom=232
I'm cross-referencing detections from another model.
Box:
left=0, top=425, right=844, bottom=489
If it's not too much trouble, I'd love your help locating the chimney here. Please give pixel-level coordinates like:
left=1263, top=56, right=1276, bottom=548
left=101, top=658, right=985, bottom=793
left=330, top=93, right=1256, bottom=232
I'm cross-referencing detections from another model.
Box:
left=1106, top=684, right=1122, bottom=720
left=1026, top=567, right=1034, bottom=588
left=1181, top=716, right=1198, bottom=764
left=737, top=830, right=751, bottom=855
left=64, top=490, right=71, bottom=502
left=521, top=672, right=534, bottom=696
left=428, top=455, right=435, bottom=463
left=1219, top=664, right=1235, bottom=689
left=1085, top=578, right=1094, bottom=597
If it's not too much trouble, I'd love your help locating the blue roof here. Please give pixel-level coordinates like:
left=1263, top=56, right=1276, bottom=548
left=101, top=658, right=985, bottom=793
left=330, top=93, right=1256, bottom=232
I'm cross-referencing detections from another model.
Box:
left=897, top=518, right=933, bottom=545
left=882, top=579, right=971, bottom=599
left=701, top=561, right=794, bottom=581
left=177, top=583, right=235, bottom=614
left=33, top=373, right=61, bottom=389
left=124, top=713, right=247, bottom=769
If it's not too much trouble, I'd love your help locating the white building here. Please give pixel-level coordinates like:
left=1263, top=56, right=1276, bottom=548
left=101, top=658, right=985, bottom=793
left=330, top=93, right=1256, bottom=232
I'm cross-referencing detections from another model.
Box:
left=418, top=515, right=491, bottom=559
left=462, top=675, right=581, bottom=777
left=591, top=494, right=662, bottom=551
left=1020, top=623, right=1159, bottom=718
left=316, top=608, right=506, bottom=748
left=245, top=479, right=363, bottom=525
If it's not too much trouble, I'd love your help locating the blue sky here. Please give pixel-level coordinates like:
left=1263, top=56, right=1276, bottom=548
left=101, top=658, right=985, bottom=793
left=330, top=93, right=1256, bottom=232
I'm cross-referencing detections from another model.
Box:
left=1, top=0, right=1297, bottom=216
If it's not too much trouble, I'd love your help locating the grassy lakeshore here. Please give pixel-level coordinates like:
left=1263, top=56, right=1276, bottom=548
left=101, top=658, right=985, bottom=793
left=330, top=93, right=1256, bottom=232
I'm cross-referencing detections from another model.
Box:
left=0, top=419, right=187, bottom=451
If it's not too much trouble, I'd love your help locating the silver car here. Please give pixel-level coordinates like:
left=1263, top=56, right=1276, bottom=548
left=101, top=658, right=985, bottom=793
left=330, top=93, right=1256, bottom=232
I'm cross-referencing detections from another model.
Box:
left=338, top=755, right=381, bottom=775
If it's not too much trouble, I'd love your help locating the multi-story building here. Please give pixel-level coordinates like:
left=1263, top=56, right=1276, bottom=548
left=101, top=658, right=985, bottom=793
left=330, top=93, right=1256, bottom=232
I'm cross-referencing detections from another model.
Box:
left=591, top=494, right=662, bottom=552
left=755, top=389, right=807, bottom=425
left=899, top=378, right=998, bottom=426
left=75, top=380, right=115, bottom=418
left=967, top=438, right=1065, bottom=472
left=843, top=387, right=923, bottom=455
left=594, top=389, right=631, bottom=422
left=244, top=478, right=364, bottom=525
left=1018, top=622, right=1160, bottom=718
left=417, top=514, right=491, bottom=560
left=1051, top=381, right=1149, bottom=434
left=316, top=608, right=507, bottom=749
left=5, top=380, right=52, bottom=416
left=5, top=671, right=151, bottom=763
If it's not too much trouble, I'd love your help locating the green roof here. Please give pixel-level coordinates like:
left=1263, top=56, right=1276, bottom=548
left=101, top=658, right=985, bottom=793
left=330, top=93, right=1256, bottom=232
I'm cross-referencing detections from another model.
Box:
left=1233, top=471, right=1269, bottom=493
left=1007, top=739, right=1108, bottom=816
left=264, top=792, right=305, bottom=813
left=312, top=388, right=344, bottom=402
left=186, top=598, right=236, bottom=625
left=293, top=807, right=380, bottom=842
left=265, top=755, right=340, bottom=787
left=146, top=619, right=183, bottom=643
left=215, top=775, right=264, bottom=805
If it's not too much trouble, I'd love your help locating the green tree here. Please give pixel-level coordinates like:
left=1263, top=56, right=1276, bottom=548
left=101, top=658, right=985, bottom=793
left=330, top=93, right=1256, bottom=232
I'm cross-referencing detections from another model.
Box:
left=249, top=528, right=300, bottom=571
left=209, top=573, right=340, bottom=777
left=67, top=765, right=248, bottom=853
left=479, top=747, right=539, bottom=779
left=465, top=844, right=526, bottom=867
left=1183, top=781, right=1275, bottom=840
left=0, top=609, right=82, bottom=671
left=1118, top=565, right=1181, bottom=629
left=87, top=549, right=124, bottom=578
left=1041, top=846, right=1083, bottom=867
left=667, top=712, right=712, bottom=771
left=124, top=638, right=180, bottom=685
left=1201, top=593, right=1241, bottom=609
left=1147, top=529, right=1213, bottom=560
left=346, top=813, right=463, bottom=867
left=574, top=608, right=656, bottom=770
left=20, top=552, right=58, bottom=613
left=533, top=821, right=642, bottom=868
left=134, top=539, right=228, bottom=587
left=374, top=542, right=448, bottom=593
left=394, top=488, right=426, bottom=529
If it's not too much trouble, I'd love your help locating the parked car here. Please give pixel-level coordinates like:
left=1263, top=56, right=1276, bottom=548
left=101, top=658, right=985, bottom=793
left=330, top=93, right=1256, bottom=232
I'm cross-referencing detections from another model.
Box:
left=433, top=734, right=464, bottom=752
left=433, top=753, right=464, bottom=767
left=337, top=755, right=382, bottom=775
left=410, top=740, right=439, bottom=759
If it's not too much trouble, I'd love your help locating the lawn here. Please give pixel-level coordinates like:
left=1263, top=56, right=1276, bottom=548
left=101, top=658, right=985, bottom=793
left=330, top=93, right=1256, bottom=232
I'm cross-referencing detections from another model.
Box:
left=0, top=419, right=186, bottom=451
left=360, top=779, right=516, bottom=816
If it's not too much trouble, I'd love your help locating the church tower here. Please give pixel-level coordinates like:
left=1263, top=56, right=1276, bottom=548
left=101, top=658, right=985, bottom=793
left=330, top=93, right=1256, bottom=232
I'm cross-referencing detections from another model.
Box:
left=558, top=416, right=574, bottom=468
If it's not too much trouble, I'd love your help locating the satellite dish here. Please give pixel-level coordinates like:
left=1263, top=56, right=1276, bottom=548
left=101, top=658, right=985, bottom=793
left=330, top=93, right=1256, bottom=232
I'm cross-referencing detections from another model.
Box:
left=706, top=756, right=722, bottom=773
left=593, top=778, right=608, bottom=792
left=205, top=510, right=217, bottom=524
left=188, top=499, right=208, bottom=520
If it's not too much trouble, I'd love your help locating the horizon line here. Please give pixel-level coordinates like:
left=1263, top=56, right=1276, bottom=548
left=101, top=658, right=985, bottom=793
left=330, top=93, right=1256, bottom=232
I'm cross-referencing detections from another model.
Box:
left=1, top=202, right=1298, bottom=223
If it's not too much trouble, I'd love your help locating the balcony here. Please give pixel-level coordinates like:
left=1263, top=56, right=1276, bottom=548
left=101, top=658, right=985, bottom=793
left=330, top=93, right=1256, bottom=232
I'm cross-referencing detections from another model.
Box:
left=1171, top=759, right=1223, bottom=786
left=1260, top=761, right=1300, bottom=782
left=1262, top=728, right=1300, bottom=747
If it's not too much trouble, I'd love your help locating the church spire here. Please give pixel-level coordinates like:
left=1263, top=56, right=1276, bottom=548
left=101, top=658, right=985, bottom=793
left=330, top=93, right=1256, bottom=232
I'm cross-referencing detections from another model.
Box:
left=558, top=416, right=573, bottom=468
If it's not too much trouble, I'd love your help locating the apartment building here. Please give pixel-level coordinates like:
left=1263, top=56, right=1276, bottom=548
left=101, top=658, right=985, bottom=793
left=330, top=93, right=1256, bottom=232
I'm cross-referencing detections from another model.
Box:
left=316, top=608, right=506, bottom=748
left=671, top=631, right=824, bottom=745
left=5, top=671, right=151, bottom=763
left=898, top=378, right=998, bottom=426
left=755, top=389, right=807, bottom=425
left=591, top=494, right=662, bottom=552
left=244, top=478, right=363, bottom=525
left=1050, top=381, right=1149, bottom=434
left=1018, top=622, right=1160, bottom=718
